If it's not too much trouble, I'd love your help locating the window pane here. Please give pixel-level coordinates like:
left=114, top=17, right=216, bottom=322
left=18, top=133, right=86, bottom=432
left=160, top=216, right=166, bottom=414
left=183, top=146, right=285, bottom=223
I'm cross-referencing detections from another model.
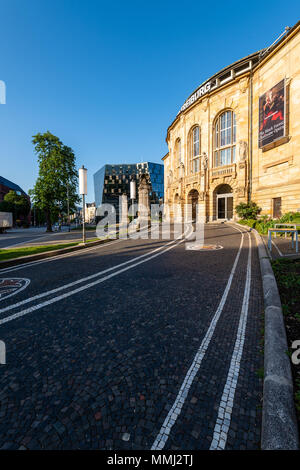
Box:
left=193, top=127, right=199, bottom=157
left=214, top=151, right=218, bottom=167
left=221, top=129, right=226, bottom=146
left=233, top=114, right=236, bottom=143
left=227, top=148, right=231, bottom=164
left=226, top=127, right=231, bottom=145
left=227, top=111, right=231, bottom=127
left=232, top=146, right=236, bottom=163
left=221, top=113, right=226, bottom=129
left=220, top=149, right=226, bottom=165
left=193, top=158, right=199, bottom=173
left=177, top=140, right=181, bottom=164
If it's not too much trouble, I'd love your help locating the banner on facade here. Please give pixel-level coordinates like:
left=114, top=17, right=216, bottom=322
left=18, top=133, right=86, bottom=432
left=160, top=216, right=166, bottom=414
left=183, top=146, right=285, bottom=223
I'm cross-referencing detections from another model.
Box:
left=259, top=79, right=286, bottom=148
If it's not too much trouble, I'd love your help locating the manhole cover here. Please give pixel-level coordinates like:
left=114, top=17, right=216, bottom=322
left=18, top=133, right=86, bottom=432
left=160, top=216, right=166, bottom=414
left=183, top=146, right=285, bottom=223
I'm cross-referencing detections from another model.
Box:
left=186, top=244, right=223, bottom=251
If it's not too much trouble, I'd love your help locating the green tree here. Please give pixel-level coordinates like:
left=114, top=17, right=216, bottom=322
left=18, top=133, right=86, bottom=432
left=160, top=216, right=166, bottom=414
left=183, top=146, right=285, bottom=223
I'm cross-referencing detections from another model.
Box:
left=30, top=131, right=79, bottom=232
left=0, top=190, right=30, bottom=223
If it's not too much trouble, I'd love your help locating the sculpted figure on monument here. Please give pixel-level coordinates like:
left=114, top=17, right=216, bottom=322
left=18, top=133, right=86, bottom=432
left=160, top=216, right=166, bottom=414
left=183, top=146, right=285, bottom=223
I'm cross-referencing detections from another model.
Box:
left=138, top=174, right=150, bottom=220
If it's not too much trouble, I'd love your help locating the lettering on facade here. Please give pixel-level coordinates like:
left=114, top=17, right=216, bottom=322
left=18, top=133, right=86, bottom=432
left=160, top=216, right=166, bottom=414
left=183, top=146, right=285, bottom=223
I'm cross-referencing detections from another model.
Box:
left=177, top=81, right=211, bottom=115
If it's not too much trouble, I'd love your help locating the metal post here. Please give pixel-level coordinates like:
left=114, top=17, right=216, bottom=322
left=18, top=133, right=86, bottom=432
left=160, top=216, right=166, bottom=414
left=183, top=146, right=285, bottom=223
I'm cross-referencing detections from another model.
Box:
left=82, top=194, right=86, bottom=244
left=79, top=165, right=88, bottom=245
left=67, top=184, right=70, bottom=232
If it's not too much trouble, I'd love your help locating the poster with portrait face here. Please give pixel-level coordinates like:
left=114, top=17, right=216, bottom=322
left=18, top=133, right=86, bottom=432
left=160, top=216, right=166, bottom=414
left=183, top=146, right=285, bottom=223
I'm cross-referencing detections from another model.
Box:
left=259, top=79, right=286, bottom=148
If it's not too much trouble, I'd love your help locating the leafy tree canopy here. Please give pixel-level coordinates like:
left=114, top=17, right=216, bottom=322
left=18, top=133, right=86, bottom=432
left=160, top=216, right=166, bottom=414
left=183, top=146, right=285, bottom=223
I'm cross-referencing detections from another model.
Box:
left=0, top=190, right=30, bottom=222
left=30, top=131, right=79, bottom=231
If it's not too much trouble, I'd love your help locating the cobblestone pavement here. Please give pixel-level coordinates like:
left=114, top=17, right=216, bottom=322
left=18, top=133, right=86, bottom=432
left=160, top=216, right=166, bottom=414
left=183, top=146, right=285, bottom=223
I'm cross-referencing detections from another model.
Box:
left=0, top=224, right=263, bottom=450
left=263, top=232, right=300, bottom=259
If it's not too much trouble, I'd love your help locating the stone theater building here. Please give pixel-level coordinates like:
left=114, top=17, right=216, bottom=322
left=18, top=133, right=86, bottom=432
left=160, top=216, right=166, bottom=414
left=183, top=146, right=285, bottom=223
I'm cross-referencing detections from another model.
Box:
left=163, top=21, right=300, bottom=221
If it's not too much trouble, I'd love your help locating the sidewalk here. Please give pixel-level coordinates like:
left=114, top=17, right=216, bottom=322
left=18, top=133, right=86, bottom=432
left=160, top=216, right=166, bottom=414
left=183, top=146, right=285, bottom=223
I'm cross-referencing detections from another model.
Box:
left=262, top=233, right=300, bottom=259
left=6, top=226, right=69, bottom=234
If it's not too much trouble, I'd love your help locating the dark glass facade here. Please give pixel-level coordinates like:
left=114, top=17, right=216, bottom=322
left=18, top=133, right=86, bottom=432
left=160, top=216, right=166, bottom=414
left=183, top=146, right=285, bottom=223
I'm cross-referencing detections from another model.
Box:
left=94, top=162, right=164, bottom=217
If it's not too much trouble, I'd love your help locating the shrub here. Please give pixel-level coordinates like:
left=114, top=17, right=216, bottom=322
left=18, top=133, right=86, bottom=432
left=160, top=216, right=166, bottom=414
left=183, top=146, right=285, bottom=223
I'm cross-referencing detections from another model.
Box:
left=235, top=202, right=262, bottom=220
left=279, top=212, right=294, bottom=223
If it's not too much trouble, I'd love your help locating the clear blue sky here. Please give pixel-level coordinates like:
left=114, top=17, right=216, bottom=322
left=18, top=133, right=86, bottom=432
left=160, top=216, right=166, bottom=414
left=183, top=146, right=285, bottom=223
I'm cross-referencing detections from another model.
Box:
left=0, top=0, right=299, bottom=202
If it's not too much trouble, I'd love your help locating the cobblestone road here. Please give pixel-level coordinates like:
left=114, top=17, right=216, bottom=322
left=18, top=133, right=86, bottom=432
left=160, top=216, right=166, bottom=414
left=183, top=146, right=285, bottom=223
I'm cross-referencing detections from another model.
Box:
left=0, top=223, right=263, bottom=449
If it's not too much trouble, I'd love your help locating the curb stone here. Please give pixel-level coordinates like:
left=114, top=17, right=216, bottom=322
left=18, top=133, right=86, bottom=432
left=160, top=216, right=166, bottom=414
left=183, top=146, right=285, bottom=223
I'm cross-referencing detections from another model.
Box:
left=252, top=227, right=299, bottom=450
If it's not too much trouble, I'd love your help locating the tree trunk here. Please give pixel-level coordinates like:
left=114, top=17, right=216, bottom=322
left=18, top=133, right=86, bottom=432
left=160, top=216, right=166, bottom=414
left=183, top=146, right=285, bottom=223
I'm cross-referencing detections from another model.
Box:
left=45, top=208, right=52, bottom=232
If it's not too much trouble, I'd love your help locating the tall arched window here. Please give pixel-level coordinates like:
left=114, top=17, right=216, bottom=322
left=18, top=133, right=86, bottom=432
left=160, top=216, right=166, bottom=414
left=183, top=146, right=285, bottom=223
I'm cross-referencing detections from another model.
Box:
left=175, top=138, right=181, bottom=166
left=190, top=126, right=200, bottom=173
left=214, top=110, right=236, bottom=167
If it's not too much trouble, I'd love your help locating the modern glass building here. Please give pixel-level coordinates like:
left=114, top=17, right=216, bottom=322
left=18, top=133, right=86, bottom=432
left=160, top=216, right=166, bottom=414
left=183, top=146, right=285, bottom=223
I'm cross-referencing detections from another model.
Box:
left=94, top=162, right=164, bottom=217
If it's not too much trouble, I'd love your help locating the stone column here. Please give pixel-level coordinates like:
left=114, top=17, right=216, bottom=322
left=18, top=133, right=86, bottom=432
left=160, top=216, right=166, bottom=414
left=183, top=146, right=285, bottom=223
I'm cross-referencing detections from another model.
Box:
left=138, top=175, right=150, bottom=221
left=120, top=194, right=128, bottom=226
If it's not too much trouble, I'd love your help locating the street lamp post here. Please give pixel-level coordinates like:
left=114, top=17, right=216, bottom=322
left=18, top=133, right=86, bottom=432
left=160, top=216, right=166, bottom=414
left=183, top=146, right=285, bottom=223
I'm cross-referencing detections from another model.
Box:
left=67, top=184, right=70, bottom=232
left=79, top=165, right=87, bottom=244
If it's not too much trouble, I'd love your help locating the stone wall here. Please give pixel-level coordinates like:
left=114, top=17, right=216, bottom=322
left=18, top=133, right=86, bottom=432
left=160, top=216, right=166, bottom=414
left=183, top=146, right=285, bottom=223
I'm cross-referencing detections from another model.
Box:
left=252, top=28, right=300, bottom=215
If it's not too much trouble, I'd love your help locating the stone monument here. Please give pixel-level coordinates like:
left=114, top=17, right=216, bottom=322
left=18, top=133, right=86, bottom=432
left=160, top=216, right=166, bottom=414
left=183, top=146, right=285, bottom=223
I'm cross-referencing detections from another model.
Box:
left=138, top=174, right=150, bottom=221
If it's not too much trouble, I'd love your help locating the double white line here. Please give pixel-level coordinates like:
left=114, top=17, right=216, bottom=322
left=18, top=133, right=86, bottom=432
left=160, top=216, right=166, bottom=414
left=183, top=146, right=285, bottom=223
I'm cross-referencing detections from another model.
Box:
left=151, top=225, right=252, bottom=450
left=0, top=231, right=191, bottom=327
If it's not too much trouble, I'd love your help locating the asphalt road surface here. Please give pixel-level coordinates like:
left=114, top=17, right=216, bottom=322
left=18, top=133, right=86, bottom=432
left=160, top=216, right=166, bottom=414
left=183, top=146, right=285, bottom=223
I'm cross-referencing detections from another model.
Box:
left=0, top=223, right=263, bottom=450
left=0, top=229, right=96, bottom=249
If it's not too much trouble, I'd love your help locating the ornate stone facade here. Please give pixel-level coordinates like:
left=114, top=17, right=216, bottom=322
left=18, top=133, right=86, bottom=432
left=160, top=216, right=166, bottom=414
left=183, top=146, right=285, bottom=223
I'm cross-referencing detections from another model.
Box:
left=163, top=22, right=300, bottom=221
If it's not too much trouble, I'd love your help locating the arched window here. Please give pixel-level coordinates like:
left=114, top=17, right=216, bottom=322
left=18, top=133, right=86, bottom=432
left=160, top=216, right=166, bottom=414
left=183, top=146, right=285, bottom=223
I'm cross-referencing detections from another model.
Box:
left=175, top=138, right=181, bottom=166
left=214, top=110, right=236, bottom=167
left=189, top=126, right=200, bottom=173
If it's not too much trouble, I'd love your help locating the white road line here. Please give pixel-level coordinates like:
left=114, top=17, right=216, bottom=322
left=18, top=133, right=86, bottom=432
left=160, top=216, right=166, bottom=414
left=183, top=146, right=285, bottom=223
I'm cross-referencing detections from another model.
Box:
left=210, top=232, right=252, bottom=450
left=0, top=234, right=187, bottom=315
left=0, top=228, right=193, bottom=326
left=151, top=225, right=246, bottom=450
left=271, top=239, right=283, bottom=257
left=0, top=226, right=153, bottom=274
left=0, top=239, right=122, bottom=274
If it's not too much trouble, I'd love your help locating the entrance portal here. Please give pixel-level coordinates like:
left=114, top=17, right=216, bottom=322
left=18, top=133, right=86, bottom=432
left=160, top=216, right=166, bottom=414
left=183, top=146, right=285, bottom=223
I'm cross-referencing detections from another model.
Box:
left=215, top=184, right=233, bottom=221
left=187, top=189, right=199, bottom=221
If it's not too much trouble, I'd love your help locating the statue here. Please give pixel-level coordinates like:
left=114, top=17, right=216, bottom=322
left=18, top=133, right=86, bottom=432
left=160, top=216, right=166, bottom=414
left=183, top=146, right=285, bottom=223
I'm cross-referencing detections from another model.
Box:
left=167, top=169, right=173, bottom=186
left=239, top=141, right=248, bottom=161
left=202, top=152, right=208, bottom=170
left=179, top=162, right=185, bottom=180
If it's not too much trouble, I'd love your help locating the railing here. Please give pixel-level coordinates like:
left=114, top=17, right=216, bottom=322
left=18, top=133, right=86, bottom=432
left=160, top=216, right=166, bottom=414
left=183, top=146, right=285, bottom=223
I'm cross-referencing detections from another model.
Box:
left=210, top=164, right=236, bottom=179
